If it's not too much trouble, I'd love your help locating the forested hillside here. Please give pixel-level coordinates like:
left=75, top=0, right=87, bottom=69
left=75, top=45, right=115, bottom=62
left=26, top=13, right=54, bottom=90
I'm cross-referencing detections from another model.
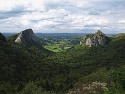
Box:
left=0, top=32, right=125, bottom=94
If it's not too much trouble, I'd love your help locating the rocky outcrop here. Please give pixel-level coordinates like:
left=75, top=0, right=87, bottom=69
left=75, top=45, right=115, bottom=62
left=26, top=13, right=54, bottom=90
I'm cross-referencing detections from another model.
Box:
left=0, top=33, right=7, bottom=43
left=80, top=30, right=107, bottom=47
left=15, top=29, right=37, bottom=45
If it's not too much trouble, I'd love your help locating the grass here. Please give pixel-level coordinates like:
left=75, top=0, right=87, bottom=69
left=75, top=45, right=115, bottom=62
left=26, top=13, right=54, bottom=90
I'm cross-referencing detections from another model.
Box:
left=43, top=39, right=74, bottom=52
left=44, top=45, right=63, bottom=52
left=44, top=44, right=72, bottom=52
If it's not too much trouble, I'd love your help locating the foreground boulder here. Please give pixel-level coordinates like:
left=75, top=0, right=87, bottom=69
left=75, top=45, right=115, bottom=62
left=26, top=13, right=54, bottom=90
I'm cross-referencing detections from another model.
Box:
left=15, top=29, right=37, bottom=45
left=80, top=30, right=107, bottom=47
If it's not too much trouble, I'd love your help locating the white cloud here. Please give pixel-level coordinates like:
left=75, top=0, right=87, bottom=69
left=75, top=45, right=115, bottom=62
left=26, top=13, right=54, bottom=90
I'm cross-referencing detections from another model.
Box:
left=0, top=0, right=17, bottom=10
left=0, top=0, right=125, bottom=33
left=118, top=20, right=125, bottom=24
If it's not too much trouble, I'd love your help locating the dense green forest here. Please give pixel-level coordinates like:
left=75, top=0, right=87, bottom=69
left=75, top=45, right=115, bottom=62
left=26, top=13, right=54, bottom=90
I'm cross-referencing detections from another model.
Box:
left=0, top=32, right=125, bottom=94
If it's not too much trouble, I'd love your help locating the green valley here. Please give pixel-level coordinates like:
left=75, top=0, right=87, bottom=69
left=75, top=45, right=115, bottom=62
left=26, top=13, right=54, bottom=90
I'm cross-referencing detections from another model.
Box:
left=0, top=30, right=125, bottom=94
left=36, top=33, right=82, bottom=52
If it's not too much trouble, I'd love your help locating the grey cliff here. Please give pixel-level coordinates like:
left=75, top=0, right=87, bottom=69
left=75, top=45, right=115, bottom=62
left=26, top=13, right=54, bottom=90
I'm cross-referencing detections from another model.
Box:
left=80, top=30, right=107, bottom=47
left=15, top=29, right=37, bottom=45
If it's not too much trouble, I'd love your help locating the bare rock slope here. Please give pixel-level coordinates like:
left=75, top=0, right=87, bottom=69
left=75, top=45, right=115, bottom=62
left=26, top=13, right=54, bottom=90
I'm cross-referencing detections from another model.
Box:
left=80, top=30, right=107, bottom=47
left=15, top=29, right=37, bottom=45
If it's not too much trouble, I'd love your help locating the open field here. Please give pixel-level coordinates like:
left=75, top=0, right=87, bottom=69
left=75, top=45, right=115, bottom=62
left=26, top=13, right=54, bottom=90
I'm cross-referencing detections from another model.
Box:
left=44, top=45, right=63, bottom=52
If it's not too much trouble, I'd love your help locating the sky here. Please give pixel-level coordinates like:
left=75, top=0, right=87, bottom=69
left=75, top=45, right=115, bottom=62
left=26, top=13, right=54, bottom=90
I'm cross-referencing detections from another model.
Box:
left=0, top=0, right=125, bottom=33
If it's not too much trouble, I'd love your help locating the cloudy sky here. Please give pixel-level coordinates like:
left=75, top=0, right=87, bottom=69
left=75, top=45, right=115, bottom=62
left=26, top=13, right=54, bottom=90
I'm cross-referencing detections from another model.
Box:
left=0, top=0, right=125, bottom=33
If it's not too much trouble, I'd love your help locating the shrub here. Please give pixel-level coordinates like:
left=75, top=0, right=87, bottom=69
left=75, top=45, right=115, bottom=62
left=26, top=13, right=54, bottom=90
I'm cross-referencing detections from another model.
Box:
left=68, top=81, right=108, bottom=94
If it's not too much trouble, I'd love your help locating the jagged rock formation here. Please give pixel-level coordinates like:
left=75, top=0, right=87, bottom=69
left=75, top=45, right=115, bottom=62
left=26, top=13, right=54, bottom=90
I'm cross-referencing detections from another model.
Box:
left=15, top=29, right=37, bottom=45
left=80, top=30, right=107, bottom=47
left=0, top=32, right=7, bottom=43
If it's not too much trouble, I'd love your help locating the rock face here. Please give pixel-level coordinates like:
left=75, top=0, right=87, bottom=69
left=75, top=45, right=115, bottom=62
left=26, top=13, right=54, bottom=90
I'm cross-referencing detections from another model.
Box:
left=80, top=30, right=107, bottom=47
left=15, top=29, right=37, bottom=45
left=0, top=33, right=7, bottom=43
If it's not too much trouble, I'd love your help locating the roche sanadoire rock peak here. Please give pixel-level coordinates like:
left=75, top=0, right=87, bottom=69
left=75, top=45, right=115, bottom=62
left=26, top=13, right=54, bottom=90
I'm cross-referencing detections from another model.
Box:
left=15, top=28, right=37, bottom=45
left=80, top=30, right=107, bottom=47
